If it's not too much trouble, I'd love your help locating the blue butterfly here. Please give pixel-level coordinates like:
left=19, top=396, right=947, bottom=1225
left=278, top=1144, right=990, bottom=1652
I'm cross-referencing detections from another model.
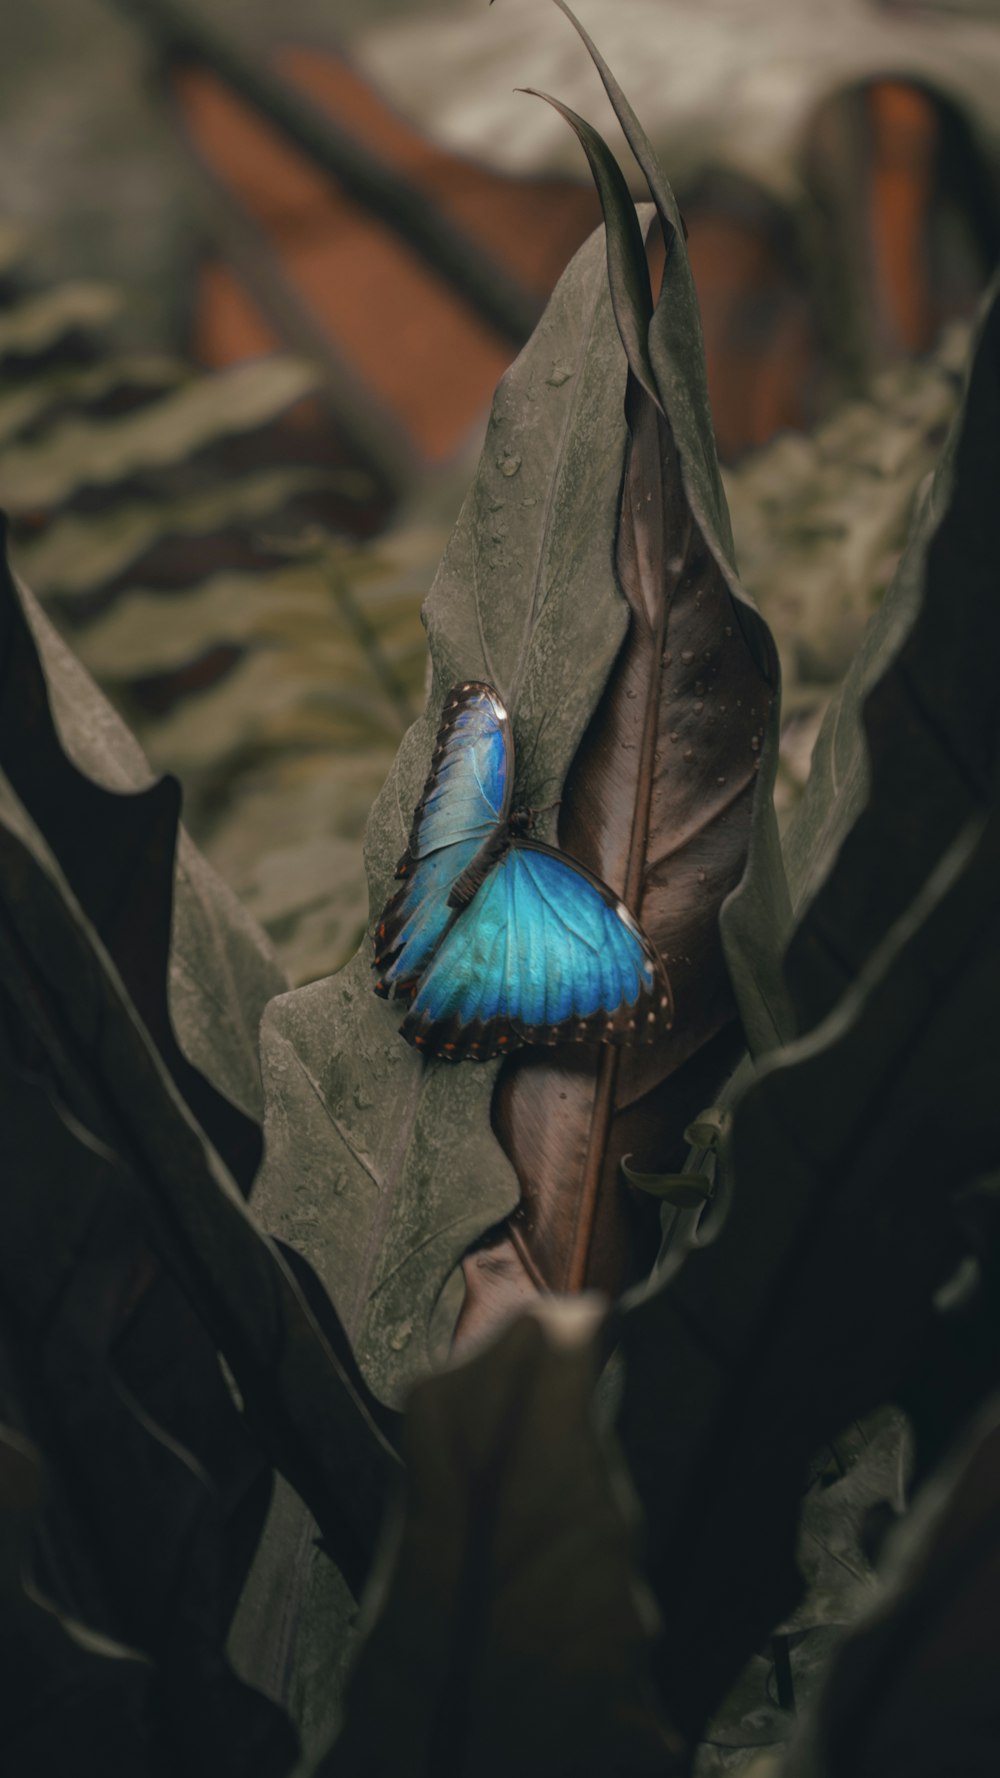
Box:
left=372, top=681, right=672, bottom=1062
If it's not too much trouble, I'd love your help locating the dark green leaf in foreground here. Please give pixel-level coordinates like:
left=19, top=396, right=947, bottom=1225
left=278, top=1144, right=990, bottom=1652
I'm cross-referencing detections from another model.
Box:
left=614, top=289, right=1000, bottom=1739
left=0, top=532, right=285, bottom=1133
left=316, top=1301, right=684, bottom=1778
left=620, top=804, right=1000, bottom=1740
left=0, top=1072, right=295, bottom=1775
left=0, top=1418, right=155, bottom=1777
left=0, top=517, right=266, bottom=1192
left=0, top=770, right=399, bottom=1598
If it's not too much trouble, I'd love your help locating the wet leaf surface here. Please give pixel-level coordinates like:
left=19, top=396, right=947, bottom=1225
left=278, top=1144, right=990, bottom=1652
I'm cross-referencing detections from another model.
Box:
left=253, top=212, right=636, bottom=1406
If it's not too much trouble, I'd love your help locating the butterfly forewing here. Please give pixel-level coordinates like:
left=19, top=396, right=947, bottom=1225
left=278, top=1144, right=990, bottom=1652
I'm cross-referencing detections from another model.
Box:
left=401, top=840, right=671, bottom=1062
left=373, top=683, right=513, bottom=998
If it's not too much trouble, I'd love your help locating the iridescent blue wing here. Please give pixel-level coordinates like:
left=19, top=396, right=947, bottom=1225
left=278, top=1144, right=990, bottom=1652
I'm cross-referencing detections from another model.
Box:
left=399, top=840, right=672, bottom=1061
left=373, top=682, right=512, bottom=999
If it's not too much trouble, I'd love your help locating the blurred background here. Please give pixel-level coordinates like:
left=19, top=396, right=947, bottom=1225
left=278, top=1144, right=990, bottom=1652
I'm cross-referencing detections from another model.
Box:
left=3, top=0, right=999, bottom=985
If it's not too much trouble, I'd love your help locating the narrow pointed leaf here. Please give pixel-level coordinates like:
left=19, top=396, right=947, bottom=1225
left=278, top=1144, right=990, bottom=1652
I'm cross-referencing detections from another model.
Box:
left=551, top=0, right=794, bottom=1052
left=520, top=86, right=658, bottom=405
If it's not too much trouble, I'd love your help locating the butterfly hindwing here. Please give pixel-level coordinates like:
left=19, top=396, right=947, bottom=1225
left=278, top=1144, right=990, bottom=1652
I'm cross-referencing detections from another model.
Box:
left=373, top=683, right=512, bottom=998
left=400, top=840, right=672, bottom=1061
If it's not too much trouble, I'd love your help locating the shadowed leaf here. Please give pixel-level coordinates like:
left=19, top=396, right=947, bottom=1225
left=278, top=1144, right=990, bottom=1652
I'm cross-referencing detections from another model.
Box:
left=2, top=555, right=285, bottom=1123
left=0, top=1073, right=296, bottom=1775
left=0, top=760, right=399, bottom=1598
left=316, top=1300, right=685, bottom=1778
left=784, top=1393, right=1000, bottom=1778
left=0, top=1419, right=156, bottom=1776
left=620, top=803, right=1000, bottom=1740
left=0, top=526, right=272, bottom=1189
left=614, top=285, right=1000, bottom=1740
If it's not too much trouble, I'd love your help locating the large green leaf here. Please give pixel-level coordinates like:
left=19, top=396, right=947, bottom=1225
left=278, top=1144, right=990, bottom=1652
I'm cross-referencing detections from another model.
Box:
left=253, top=217, right=634, bottom=1405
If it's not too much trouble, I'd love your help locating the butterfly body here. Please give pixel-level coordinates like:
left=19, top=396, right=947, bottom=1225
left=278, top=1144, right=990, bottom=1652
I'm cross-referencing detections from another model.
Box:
left=373, top=682, right=671, bottom=1062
